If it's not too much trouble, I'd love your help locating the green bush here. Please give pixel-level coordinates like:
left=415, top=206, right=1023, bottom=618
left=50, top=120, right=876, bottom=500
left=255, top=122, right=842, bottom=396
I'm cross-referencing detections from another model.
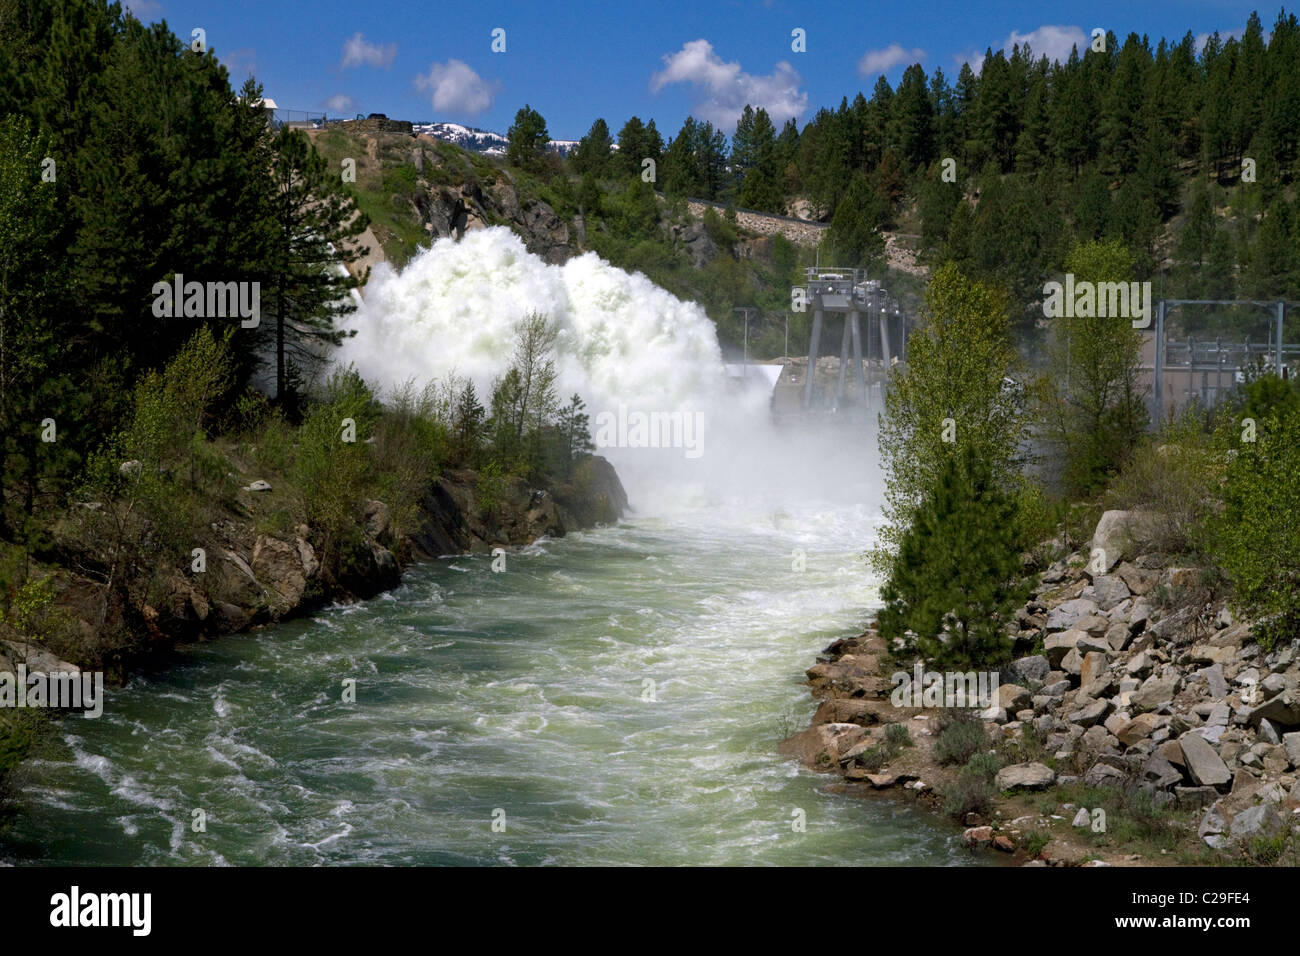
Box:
left=1103, top=407, right=1223, bottom=556
left=884, top=722, right=913, bottom=750
left=934, top=709, right=989, bottom=765
left=944, top=767, right=996, bottom=819
left=294, top=367, right=378, bottom=566
left=1208, top=400, right=1300, bottom=648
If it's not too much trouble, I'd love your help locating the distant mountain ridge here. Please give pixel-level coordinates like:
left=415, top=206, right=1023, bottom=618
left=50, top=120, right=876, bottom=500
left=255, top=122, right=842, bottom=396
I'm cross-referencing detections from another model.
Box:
left=413, top=121, right=578, bottom=158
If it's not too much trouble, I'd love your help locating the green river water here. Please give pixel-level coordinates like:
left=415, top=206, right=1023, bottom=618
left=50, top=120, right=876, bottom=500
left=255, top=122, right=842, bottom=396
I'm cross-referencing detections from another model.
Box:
left=2, top=484, right=978, bottom=866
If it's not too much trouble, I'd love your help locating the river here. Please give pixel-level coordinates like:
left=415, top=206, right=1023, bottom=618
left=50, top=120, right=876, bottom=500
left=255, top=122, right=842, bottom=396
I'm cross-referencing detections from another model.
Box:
left=3, top=483, right=974, bottom=866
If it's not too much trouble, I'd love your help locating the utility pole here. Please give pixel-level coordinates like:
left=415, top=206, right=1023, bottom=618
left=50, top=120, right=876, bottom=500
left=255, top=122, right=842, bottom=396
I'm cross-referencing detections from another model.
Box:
left=734, top=307, right=756, bottom=377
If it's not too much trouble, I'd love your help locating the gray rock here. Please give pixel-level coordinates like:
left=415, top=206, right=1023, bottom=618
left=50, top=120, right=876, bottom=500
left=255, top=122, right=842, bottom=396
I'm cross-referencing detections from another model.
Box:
left=1076, top=614, right=1111, bottom=637
left=1081, top=724, right=1119, bottom=752
left=1044, top=631, right=1081, bottom=667
left=1245, top=693, right=1300, bottom=728
left=1117, top=712, right=1167, bottom=747
left=1061, top=648, right=1083, bottom=676
left=1092, top=510, right=1158, bottom=571
left=1071, top=807, right=1091, bottom=827
left=1084, top=762, right=1127, bottom=787
left=1046, top=599, right=1101, bottom=633
left=1128, top=598, right=1153, bottom=631
left=1140, top=752, right=1184, bottom=789
left=1007, top=655, right=1050, bottom=685
left=1126, top=651, right=1153, bottom=677
left=244, top=479, right=272, bottom=492
left=1228, top=803, right=1285, bottom=842
left=1070, top=697, right=1112, bottom=728
left=1106, top=623, right=1132, bottom=652
left=119, top=459, right=142, bottom=477
left=1196, top=806, right=1227, bottom=842
left=1283, top=731, right=1300, bottom=768
left=1116, top=563, right=1158, bottom=597
left=995, top=762, right=1057, bottom=791
left=1179, top=732, right=1232, bottom=787
left=1201, top=664, right=1228, bottom=700
left=1131, top=674, right=1177, bottom=712
left=1090, top=575, right=1131, bottom=611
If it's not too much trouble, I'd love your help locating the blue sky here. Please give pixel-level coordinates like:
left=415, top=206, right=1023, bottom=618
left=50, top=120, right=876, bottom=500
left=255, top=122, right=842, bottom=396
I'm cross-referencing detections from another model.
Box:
left=125, top=0, right=1269, bottom=139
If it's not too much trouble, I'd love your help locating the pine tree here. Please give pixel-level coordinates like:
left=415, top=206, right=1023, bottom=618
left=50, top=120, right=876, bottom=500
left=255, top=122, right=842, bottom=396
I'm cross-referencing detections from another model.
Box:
left=452, top=380, right=486, bottom=464
left=265, top=128, right=370, bottom=405
left=0, top=117, right=75, bottom=536
left=507, top=104, right=550, bottom=171
left=553, top=393, right=594, bottom=477
left=573, top=118, right=613, bottom=178
left=878, top=447, right=1028, bottom=669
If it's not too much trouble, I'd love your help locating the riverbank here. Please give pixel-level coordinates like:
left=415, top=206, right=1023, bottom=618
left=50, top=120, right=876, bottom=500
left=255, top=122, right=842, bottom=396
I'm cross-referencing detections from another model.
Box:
left=4, top=456, right=627, bottom=673
left=0, top=454, right=628, bottom=804
left=782, top=509, right=1300, bottom=867
left=3, top=491, right=977, bottom=866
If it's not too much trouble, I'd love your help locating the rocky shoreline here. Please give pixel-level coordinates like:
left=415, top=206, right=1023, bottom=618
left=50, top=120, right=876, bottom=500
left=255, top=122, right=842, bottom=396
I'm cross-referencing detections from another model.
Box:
left=1, top=457, right=628, bottom=687
left=782, top=509, right=1300, bottom=866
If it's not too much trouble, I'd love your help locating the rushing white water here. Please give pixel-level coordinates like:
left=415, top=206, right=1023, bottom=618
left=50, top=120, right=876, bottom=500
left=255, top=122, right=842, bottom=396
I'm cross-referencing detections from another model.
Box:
left=338, top=226, right=868, bottom=513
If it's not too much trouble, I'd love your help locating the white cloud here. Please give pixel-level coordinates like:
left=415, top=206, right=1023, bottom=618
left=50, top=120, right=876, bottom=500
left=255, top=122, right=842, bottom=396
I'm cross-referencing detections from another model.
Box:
left=650, top=39, right=807, bottom=130
left=124, top=0, right=162, bottom=18
left=1006, top=25, right=1087, bottom=63
left=955, top=24, right=1087, bottom=73
left=341, top=32, right=396, bottom=69
left=1195, top=28, right=1247, bottom=50
left=223, top=48, right=258, bottom=78
left=325, top=94, right=355, bottom=113
left=416, top=59, right=497, bottom=117
left=857, top=44, right=925, bottom=78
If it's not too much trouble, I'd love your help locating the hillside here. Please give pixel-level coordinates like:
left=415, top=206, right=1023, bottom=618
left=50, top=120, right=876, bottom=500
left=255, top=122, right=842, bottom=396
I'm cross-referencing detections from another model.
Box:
left=306, top=124, right=928, bottom=358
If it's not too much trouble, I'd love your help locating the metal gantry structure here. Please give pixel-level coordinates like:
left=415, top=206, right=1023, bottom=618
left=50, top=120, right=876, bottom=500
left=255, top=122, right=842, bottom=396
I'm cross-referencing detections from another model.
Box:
left=796, top=268, right=904, bottom=412
left=1148, top=299, right=1300, bottom=415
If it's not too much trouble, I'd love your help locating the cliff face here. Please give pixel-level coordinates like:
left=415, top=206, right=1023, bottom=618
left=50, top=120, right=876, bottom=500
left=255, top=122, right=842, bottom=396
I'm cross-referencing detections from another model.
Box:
left=3, top=457, right=628, bottom=681
left=307, top=127, right=578, bottom=269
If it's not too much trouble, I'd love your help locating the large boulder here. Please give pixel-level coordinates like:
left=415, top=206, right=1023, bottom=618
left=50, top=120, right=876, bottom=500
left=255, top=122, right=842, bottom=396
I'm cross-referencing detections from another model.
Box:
left=1091, top=511, right=1159, bottom=572
left=1088, top=575, right=1131, bottom=611
left=1006, top=655, right=1050, bottom=685
left=1245, top=692, right=1300, bottom=729
left=779, top=722, right=866, bottom=770
left=1179, top=732, right=1232, bottom=787
left=251, top=534, right=307, bottom=615
left=1044, top=631, right=1082, bottom=667
left=1229, top=803, right=1285, bottom=843
left=1117, top=713, right=1168, bottom=747
left=1045, top=599, right=1100, bottom=633
left=1131, top=673, right=1178, bottom=713
left=995, top=762, right=1056, bottom=791
left=1282, top=731, right=1300, bottom=768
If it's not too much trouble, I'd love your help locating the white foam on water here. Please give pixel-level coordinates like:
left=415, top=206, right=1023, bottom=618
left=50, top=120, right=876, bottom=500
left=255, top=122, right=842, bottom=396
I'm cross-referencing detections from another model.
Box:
left=335, top=227, right=878, bottom=518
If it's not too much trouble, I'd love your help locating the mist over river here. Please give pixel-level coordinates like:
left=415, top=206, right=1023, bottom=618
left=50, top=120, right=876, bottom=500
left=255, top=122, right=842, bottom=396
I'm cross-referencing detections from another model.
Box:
left=3, top=230, right=978, bottom=865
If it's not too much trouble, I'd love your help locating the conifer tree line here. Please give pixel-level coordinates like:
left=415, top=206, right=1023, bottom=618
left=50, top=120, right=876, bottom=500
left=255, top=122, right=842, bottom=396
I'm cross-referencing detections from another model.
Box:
left=0, top=0, right=373, bottom=536
left=569, top=11, right=1300, bottom=323
left=0, top=1, right=597, bottom=574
